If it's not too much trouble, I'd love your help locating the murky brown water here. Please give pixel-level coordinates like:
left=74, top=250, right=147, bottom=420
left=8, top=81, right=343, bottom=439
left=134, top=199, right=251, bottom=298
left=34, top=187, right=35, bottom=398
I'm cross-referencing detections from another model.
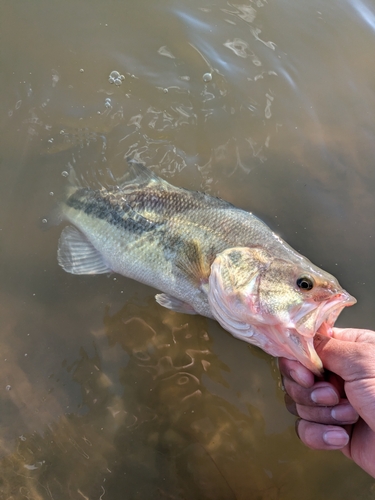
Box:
left=1, top=0, right=375, bottom=498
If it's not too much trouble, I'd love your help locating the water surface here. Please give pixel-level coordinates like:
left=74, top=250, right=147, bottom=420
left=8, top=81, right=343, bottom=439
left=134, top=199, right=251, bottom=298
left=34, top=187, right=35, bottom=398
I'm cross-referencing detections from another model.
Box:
left=1, top=0, right=375, bottom=498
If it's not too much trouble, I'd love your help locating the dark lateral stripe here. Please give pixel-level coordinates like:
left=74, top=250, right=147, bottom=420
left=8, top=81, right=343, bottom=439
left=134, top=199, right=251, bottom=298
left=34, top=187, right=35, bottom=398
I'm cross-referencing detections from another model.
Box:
left=66, top=190, right=156, bottom=233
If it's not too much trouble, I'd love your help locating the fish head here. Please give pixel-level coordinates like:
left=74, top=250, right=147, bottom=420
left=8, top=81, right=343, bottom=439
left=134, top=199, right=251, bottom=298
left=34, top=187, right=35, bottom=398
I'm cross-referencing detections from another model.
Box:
left=208, top=247, right=356, bottom=375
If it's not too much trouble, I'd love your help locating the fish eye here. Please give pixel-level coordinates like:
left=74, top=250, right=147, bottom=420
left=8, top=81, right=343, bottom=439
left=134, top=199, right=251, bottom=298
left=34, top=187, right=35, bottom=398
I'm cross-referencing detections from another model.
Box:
left=296, top=276, right=314, bottom=291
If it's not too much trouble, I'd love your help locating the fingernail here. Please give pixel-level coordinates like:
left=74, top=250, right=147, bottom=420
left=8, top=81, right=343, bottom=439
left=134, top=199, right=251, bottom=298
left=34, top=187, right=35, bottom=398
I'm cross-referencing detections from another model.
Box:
left=311, top=387, right=339, bottom=405
left=285, top=394, right=298, bottom=416
left=280, top=376, right=285, bottom=392
left=331, top=404, right=359, bottom=423
left=295, top=418, right=301, bottom=439
left=323, top=429, right=349, bottom=447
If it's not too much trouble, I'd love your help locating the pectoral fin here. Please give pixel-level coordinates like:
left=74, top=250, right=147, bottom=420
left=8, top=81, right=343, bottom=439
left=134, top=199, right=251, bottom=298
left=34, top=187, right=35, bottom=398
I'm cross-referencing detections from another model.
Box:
left=175, top=239, right=214, bottom=285
left=155, top=293, right=197, bottom=315
left=58, top=226, right=111, bottom=275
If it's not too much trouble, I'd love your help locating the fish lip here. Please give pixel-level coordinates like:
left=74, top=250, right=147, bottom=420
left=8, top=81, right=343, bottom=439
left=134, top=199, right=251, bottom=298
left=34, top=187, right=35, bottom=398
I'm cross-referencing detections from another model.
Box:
left=314, top=290, right=357, bottom=336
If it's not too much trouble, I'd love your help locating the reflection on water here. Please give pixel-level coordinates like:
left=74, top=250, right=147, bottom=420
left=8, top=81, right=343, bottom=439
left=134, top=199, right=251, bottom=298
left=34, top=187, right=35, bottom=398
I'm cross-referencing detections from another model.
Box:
left=1, top=0, right=375, bottom=498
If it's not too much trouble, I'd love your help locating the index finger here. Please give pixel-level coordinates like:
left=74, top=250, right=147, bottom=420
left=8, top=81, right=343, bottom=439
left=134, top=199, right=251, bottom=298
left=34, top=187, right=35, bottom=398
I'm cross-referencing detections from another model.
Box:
left=278, top=357, right=316, bottom=388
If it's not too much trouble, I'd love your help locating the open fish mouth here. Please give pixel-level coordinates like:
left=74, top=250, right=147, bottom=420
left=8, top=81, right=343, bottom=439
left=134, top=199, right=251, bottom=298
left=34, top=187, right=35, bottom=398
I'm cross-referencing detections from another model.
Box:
left=315, top=291, right=357, bottom=337
left=286, top=290, right=357, bottom=375
left=293, top=289, right=357, bottom=338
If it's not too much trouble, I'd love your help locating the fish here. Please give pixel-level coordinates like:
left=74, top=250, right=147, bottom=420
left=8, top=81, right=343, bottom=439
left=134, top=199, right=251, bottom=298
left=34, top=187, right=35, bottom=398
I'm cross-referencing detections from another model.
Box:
left=56, top=161, right=356, bottom=375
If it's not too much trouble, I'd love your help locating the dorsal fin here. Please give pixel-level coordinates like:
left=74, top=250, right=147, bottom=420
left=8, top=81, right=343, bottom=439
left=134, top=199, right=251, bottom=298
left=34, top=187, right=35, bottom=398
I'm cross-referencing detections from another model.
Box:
left=124, top=158, right=162, bottom=187
left=110, top=158, right=175, bottom=194
left=64, top=158, right=170, bottom=193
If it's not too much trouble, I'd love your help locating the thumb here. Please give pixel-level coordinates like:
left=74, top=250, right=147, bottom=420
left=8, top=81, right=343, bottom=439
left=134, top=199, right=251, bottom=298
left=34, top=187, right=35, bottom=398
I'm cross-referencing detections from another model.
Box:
left=314, top=328, right=375, bottom=382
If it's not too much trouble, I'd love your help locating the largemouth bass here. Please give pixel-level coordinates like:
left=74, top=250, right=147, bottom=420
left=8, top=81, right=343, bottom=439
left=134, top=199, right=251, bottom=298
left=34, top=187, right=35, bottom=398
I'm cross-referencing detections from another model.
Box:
left=57, top=161, right=356, bottom=374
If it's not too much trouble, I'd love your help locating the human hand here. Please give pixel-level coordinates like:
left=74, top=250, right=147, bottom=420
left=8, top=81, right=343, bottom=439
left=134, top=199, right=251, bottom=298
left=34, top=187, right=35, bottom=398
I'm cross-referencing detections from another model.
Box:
left=279, top=328, right=375, bottom=478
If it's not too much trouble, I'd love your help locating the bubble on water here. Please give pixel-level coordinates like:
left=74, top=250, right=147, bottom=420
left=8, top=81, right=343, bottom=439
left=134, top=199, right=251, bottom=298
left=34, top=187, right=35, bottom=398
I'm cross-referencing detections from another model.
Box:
left=8, top=110, right=13, bottom=117
left=42, top=218, right=48, bottom=224
left=15, top=100, right=22, bottom=110
left=163, top=88, right=168, bottom=94
left=48, top=138, right=54, bottom=144
left=80, top=68, right=84, bottom=73
left=49, top=191, right=54, bottom=197
left=108, top=70, right=124, bottom=86
left=19, top=435, right=27, bottom=441
left=104, top=97, right=112, bottom=109
left=61, top=171, right=69, bottom=177
left=5, top=385, right=11, bottom=391
left=202, top=72, right=212, bottom=82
